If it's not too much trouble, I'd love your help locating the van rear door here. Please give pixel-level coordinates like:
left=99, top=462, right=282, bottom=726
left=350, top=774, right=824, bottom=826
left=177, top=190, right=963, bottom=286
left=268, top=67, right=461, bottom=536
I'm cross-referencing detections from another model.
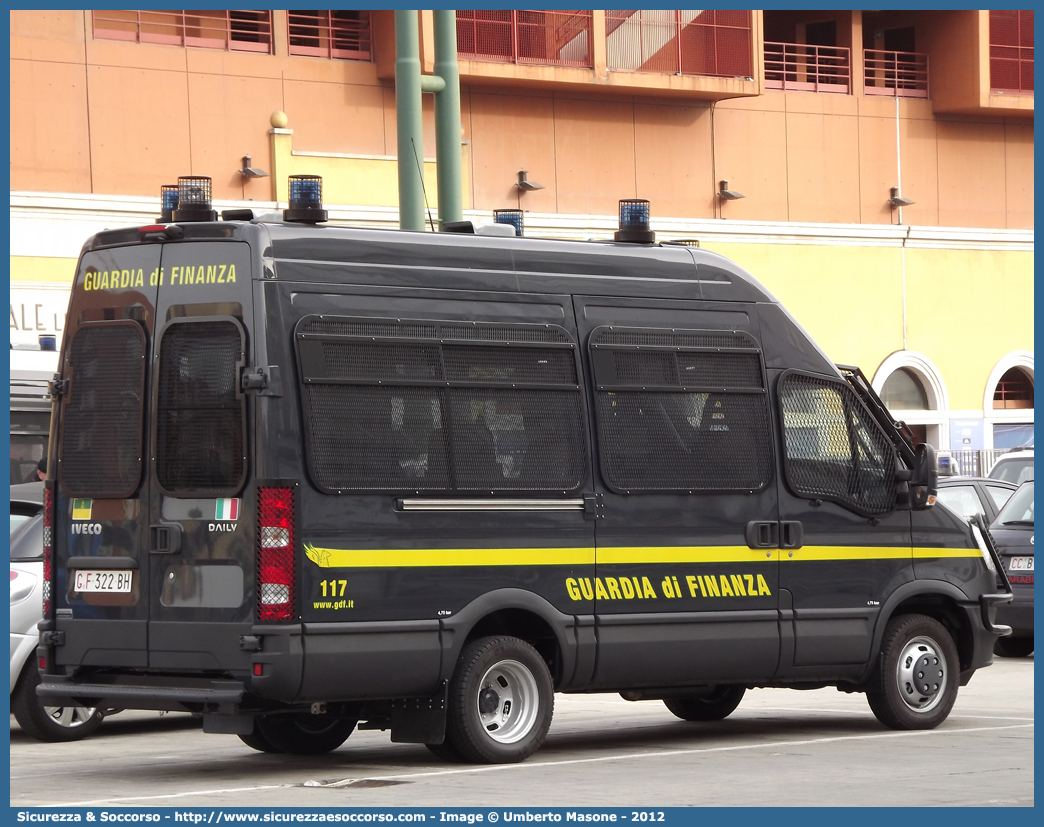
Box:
left=55, top=244, right=161, bottom=668
left=146, top=241, right=255, bottom=670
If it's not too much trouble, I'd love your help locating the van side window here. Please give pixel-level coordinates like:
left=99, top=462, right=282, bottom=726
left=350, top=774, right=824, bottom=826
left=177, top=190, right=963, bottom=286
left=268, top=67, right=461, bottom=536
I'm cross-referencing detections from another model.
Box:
left=588, top=327, right=773, bottom=492
left=296, top=316, right=587, bottom=493
left=155, top=319, right=246, bottom=495
left=778, top=372, right=896, bottom=515
left=60, top=321, right=146, bottom=498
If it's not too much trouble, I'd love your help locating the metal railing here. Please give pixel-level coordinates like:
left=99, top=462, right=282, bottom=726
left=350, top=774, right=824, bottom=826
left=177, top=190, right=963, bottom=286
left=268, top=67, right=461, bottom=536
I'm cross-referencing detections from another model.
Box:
left=944, top=448, right=1025, bottom=479
left=606, top=10, right=753, bottom=78
left=288, top=11, right=371, bottom=61
left=92, top=10, right=272, bottom=53
left=764, top=42, right=850, bottom=93
left=863, top=49, right=928, bottom=98
left=989, top=9, right=1034, bottom=94
left=456, top=10, right=593, bottom=68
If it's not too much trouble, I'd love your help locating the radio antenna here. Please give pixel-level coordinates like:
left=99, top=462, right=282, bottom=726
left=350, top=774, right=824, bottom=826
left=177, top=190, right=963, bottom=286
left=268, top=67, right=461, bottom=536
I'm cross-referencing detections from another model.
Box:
left=411, top=138, right=436, bottom=232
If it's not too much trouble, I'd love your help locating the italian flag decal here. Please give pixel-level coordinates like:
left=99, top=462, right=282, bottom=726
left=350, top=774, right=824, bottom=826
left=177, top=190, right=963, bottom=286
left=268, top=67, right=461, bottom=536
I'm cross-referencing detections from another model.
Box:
left=215, top=498, right=240, bottom=521
left=72, top=499, right=93, bottom=520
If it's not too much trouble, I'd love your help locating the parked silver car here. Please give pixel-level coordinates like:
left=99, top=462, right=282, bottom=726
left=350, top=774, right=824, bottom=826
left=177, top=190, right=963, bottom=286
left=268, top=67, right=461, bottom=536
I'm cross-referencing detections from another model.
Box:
left=10, top=482, right=104, bottom=740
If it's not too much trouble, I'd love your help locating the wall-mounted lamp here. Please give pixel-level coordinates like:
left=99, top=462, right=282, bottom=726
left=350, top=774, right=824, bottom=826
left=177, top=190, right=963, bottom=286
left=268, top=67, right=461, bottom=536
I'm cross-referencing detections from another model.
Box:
left=718, top=180, right=745, bottom=200
left=888, top=186, right=915, bottom=208
left=239, top=155, right=269, bottom=179
left=516, top=169, right=544, bottom=192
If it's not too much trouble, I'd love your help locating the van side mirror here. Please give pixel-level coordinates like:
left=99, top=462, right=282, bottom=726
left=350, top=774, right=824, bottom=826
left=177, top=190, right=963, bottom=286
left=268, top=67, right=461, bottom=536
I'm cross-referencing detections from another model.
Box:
left=909, top=443, right=938, bottom=509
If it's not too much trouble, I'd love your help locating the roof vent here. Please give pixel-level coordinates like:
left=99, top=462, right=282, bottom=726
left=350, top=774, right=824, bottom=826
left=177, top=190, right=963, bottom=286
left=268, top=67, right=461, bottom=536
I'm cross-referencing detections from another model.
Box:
left=614, top=199, right=655, bottom=244
left=493, top=209, right=524, bottom=237
left=284, top=175, right=328, bottom=223
left=172, top=176, right=218, bottom=222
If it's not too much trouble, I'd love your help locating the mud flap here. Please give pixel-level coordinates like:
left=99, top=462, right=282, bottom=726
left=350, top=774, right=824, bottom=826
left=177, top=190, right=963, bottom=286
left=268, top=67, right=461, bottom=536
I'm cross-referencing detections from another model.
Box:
left=390, top=682, right=448, bottom=744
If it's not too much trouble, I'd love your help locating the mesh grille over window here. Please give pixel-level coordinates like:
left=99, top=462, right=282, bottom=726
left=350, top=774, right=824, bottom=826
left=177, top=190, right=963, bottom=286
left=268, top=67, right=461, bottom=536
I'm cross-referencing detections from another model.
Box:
left=157, top=321, right=246, bottom=494
left=779, top=372, right=896, bottom=515
left=589, top=326, right=772, bottom=492
left=297, top=316, right=586, bottom=493
left=60, top=323, right=146, bottom=498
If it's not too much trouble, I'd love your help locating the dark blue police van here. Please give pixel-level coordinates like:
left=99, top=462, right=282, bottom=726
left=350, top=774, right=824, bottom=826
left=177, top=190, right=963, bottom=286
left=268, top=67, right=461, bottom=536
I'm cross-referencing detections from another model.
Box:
left=36, top=178, right=1013, bottom=763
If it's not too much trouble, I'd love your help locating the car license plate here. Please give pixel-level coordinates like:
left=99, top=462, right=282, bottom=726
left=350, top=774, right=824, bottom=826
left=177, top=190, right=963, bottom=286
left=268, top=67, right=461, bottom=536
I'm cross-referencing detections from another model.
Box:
left=1007, top=556, right=1034, bottom=572
left=73, top=570, right=133, bottom=593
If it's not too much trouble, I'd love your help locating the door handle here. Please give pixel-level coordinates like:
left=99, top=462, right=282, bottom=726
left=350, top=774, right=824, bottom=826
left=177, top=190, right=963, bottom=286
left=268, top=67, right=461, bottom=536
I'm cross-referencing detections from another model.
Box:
left=781, top=521, right=804, bottom=549
left=745, top=521, right=779, bottom=549
left=149, top=524, right=182, bottom=555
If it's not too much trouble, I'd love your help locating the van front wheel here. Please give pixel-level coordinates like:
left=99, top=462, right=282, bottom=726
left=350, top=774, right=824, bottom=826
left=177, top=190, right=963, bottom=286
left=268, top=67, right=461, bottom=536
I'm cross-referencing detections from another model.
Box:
left=445, top=636, right=554, bottom=764
left=867, top=614, right=959, bottom=730
left=254, top=712, right=356, bottom=754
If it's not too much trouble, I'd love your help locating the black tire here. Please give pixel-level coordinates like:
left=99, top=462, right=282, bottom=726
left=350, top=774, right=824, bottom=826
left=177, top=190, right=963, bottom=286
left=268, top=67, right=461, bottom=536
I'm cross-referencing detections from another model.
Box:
left=254, top=712, right=356, bottom=754
left=425, top=739, right=467, bottom=763
left=444, top=636, right=554, bottom=764
left=663, top=686, right=746, bottom=722
left=866, top=614, right=959, bottom=730
left=994, top=636, right=1034, bottom=658
left=12, top=664, right=104, bottom=742
left=237, top=720, right=282, bottom=753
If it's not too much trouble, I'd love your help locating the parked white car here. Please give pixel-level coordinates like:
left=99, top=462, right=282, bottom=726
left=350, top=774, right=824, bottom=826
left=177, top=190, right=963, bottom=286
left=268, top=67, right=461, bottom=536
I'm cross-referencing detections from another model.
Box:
left=988, top=449, right=1034, bottom=485
left=10, top=482, right=104, bottom=740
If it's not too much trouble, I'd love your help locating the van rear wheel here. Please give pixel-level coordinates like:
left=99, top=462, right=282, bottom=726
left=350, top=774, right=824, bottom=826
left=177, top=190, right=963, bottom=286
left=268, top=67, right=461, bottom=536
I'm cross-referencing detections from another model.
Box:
left=424, top=739, right=467, bottom=763
left=664, top=686, right=745, bottom=721
left=238, top=720, right=281, bottom=753
left=867, top=614, right=959, bottom=730
left=254, top=712, right=356, bottom=754
left=444, top=636, right=554, bottom=764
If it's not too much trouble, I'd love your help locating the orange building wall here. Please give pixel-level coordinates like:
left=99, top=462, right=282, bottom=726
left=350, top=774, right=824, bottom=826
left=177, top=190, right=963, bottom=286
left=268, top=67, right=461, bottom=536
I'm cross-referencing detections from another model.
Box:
left=9, top=9, right=1033, bottom=229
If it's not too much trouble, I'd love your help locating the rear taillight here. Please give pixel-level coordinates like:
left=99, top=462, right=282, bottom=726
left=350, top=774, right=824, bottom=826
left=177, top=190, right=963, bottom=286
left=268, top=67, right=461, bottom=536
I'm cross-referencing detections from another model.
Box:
left=42, top=484, right=53, bottom=617
left=257, top=487, right=296, bottom=621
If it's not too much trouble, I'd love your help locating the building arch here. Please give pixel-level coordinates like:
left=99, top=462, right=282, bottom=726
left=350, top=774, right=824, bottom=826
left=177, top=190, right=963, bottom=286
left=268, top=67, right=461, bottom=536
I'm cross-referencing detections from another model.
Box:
left=983, top=351, right=1034, bottom=450
left=872, top=351, right=949, bottom=448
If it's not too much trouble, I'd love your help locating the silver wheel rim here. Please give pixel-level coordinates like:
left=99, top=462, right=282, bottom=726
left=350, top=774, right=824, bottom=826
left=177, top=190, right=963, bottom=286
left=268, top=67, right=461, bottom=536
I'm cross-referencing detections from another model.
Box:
left=475, top=659, right=540, bottom=744
left=895, top=636, right=947, bottom=714
left=43, top=705, right=98, bottom=729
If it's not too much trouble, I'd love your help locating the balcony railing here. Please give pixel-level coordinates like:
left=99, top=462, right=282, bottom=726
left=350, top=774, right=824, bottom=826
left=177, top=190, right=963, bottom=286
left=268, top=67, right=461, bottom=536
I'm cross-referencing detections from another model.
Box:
left=863, top=49, right=929, bottom=98
left=288, top=11, right=371, bottom=61
left=764, top=42, right=850, bottom=94
left=989, top=10, right=1033, bottom=94
left=606, top=10, right=752, bottom=78
left=92, top=10, right=273, bottom=53
left=456, top=10, right=593, bottom=68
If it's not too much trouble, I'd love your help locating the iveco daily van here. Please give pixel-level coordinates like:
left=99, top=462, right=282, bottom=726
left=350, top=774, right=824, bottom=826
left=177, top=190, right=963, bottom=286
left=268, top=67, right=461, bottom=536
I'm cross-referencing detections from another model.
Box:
left=37, top=178, right=1013, bottom=763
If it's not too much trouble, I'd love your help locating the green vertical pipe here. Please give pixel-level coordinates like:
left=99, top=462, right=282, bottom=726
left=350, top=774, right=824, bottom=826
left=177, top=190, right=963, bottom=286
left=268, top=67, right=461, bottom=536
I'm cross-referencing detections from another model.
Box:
left=395, top=10, right=425, bottom=231
left=432, top=10, right=463, bottom=227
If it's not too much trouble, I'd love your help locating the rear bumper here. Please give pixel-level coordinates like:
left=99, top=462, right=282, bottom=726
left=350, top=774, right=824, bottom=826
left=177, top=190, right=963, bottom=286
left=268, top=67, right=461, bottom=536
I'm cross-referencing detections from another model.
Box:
left=37, top=673, right=246, bottom=714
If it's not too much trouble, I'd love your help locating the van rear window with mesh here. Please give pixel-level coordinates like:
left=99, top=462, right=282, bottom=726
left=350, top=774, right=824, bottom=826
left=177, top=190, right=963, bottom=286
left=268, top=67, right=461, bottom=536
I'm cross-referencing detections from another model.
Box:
left=778, top=372, right=896, bottom=515
left=296, top=315, right=586, bottom=493
left=589, top=326, right=772, bottom=493
left=156, top=320, right=246, bottom=495
left=60, top=322, right=146, bottom=498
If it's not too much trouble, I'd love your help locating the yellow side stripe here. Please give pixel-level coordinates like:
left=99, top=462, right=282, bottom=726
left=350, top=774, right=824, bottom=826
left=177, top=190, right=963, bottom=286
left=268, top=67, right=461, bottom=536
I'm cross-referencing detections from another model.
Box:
left=598, top=547, right=778, bottom=564
left=304, top=544, right=595, bottom=569
left=303, top=544, right=982, bottom=569
left=913, top=547, right=983, bottom=559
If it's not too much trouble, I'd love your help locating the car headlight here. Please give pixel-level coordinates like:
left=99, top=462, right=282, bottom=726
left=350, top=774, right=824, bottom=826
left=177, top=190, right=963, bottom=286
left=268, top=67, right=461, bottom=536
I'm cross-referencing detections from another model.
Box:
left=970, top=523, right=997, bottom=575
